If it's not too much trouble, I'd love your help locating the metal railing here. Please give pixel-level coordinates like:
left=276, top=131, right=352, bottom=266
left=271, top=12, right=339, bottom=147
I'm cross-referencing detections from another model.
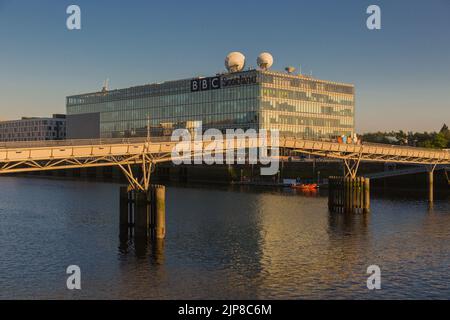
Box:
left=0, top=135, right=449, bottom=155
left=0, top=136, right=171, bottom=149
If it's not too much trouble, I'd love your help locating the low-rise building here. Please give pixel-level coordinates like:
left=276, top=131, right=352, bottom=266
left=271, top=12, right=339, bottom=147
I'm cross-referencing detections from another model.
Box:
left=0, top=114, right=66, bottom=142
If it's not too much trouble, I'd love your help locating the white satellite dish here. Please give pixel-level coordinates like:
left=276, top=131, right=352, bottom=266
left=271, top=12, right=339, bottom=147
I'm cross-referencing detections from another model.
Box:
left=257, top=52, right=274, bottom=70
left=225, top=52, right=246, bottom=73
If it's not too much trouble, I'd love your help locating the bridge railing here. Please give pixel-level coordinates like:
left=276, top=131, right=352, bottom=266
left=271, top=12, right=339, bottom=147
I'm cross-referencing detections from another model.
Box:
left=361, top=141, right=449, bottom=153
left=0, top=135, right=449, bottom=156
left=0, top=136, right=173, bottom=149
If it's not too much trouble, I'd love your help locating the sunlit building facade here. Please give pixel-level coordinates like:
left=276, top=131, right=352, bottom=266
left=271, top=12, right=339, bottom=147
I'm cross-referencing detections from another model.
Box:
left=66, top=70, right=354, bottom=139
left=0, top=114, right=66, bottom=142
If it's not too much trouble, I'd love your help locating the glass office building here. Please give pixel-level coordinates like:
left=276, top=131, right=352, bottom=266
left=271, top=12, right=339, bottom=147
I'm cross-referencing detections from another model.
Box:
left=66, top=69, right=354, bottom=140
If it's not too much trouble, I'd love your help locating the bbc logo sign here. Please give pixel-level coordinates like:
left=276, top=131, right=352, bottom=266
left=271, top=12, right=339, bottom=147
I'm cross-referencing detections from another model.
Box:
left=191, top=76, right=221, bottom=92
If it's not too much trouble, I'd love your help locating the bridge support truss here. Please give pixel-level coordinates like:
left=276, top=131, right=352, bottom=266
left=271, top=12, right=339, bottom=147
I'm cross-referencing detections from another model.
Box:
left=343, top=156, right=362, bottom=179
left=117, top=153, right=154, bottom=192
left=118, top=151, right=166, bottom=241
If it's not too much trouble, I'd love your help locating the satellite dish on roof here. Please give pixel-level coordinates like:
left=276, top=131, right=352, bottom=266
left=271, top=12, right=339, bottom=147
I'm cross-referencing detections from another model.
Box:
left=225, top=52, right=245, bottom=73
left=257, top=52, right=274, bottom=70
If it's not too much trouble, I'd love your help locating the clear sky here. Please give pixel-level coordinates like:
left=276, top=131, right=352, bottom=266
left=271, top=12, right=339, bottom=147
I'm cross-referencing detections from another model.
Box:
left=0, top=0, right=449, bottom=133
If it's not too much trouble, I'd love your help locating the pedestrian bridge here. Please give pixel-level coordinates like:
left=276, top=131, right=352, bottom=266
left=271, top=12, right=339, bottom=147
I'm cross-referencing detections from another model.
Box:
left=0, top=136, right=449, bottom=190
left=364, top=165, right=450, bottom=180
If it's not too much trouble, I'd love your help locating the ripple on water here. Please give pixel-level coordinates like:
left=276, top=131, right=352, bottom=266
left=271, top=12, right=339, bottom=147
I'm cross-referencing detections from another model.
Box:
left=0, top=177, right=449, bottom=299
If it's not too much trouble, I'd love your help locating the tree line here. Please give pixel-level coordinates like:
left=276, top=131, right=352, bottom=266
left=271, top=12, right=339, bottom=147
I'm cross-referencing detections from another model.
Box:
left=360, top=124, right=450, bottom=149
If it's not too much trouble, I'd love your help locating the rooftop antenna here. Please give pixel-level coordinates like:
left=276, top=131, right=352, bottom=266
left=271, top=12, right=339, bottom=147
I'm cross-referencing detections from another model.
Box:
left=147, top=114, right=151, bottom=142
left=101, top=78, right=109, bottom=92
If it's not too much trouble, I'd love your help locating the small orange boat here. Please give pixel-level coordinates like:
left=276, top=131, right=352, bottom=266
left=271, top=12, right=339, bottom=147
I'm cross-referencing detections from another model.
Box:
left=291, top=183, right=318, bottom=191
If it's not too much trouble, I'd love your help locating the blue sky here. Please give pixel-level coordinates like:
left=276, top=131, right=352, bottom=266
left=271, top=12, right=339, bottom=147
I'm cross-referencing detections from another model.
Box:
left=0, top=0, right=449, bottom=132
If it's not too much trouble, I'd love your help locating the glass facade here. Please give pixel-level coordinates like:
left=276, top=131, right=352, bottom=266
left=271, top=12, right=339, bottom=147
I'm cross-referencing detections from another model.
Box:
left=259, top=71, right=354, bottom=139
left=66, top=70, right=354, bottom=139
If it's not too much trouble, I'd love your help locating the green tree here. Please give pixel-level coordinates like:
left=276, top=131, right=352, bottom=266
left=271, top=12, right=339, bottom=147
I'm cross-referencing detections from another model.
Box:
left=432, top=133, right=448, bottom=149
left=362, top=125, right=449, bottom=149
left=439, top=124, right=450, bottom=141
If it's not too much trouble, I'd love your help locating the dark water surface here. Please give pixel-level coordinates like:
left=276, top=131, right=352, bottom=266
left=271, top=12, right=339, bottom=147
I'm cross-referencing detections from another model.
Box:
left=0, top=177, right=449, bottom=299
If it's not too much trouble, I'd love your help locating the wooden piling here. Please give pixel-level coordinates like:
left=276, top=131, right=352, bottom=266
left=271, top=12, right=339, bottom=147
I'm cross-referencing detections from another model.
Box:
left=119, top=187, right=129, bottom=228
left=119, top=185, right=166, bottom=240
left=154, top=185, right=166, bottom=239
left=428, top=171, right=434, bottom=203
left=329, top=176, right=371, bottom=214
left=364, top=178, right=370, bottom=213
left=134, top=191, right=150, bottom=238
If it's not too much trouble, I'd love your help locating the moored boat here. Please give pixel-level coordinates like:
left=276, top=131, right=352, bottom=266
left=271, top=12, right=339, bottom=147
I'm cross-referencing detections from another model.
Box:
left=290, top=183, right=318, bottom=191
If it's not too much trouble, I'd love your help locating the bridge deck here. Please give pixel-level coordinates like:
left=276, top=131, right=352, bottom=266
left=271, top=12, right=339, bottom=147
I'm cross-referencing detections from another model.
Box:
left=0, top=137, right=449, bottom=174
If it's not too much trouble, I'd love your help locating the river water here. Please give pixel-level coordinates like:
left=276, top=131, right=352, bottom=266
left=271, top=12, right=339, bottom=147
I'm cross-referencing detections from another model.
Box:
left=0, top=176, right=449, bottom=299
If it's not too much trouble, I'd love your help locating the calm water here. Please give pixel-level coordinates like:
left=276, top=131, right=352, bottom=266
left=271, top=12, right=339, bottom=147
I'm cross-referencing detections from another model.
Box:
left=0, top=176, right=449, bottom=300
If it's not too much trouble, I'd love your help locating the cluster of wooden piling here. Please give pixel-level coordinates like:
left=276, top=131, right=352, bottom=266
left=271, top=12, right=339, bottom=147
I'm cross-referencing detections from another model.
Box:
left=120, top=185, right=166, bottom=239
left=328, top=177, right=370, bottom=213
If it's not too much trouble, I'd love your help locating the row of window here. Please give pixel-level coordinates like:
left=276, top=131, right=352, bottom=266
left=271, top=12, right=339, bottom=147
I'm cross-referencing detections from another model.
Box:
left=262, top=88, right=353, bottom=106
left=263, top=115, right=353, bottom=128
left=276, top=128, right=353, bottom=139
left=0, top=126, right=63, bottom=133
left=68, top=86, right=259, bottom=114
left=98, top=100, right=258, bottom=123
left=260, top=100, right=353, bottom=117
left=0, top=131, right=65, bottom=141
left=0, top=120, right=65, bottom=128
left=100, top=111, right=259, bottom=134
left=67, top=70, right=354, bottom=107
left=259, top=73, right=354, bottom=94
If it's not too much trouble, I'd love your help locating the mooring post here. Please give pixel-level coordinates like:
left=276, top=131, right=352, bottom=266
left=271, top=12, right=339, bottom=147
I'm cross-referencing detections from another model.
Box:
left=345, top=177, right=350, bottom=212
left=353, top=178, right=357, bottom=213
left=364, top=178, right=370, bottom=213
left=329, top=176, right=371, bottom=214
left=154, top=185, right=166, bottom=239
left=119, top=187, right=129, bottom=229
left=356, top=177, right=360, bottom=211
left=428, top=170, right=434, bottom=203
left=328, top=176, right=333, bottom=209
left=152, top=238, right=165, bottom=264
left=134, top=191, right=150, bottom=238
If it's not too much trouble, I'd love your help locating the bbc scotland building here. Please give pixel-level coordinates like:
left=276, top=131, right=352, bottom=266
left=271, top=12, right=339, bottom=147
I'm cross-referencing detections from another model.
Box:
left=66, top=54, right=355, bottom=140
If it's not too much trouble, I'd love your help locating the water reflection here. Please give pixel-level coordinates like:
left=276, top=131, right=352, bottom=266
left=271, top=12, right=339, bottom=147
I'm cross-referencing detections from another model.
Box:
left=119, top=228, right=165, bottom=264
left=327, top=212, right=369, bottom=238
left=0, top=177, right=449, bottom=299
